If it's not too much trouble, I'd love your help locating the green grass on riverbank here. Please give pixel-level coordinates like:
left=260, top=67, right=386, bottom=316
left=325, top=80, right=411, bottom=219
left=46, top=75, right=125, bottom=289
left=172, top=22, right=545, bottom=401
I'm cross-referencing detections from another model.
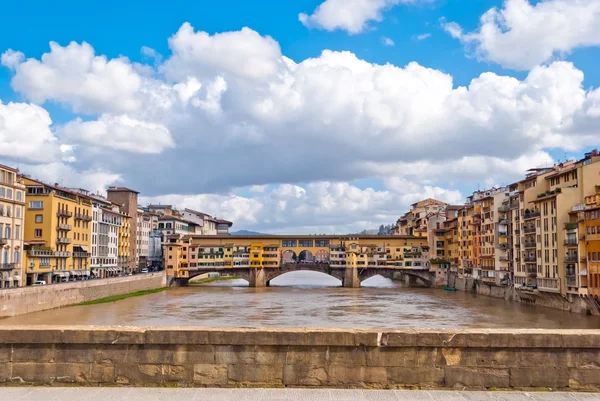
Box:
left=189, top=275, right=241, bottom=285
left=75, top=287, right=168, bottom=306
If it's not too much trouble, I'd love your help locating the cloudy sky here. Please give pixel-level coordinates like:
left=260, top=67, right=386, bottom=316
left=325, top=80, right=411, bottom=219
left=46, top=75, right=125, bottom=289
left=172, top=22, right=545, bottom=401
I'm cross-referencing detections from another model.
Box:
left=1, top=0, right=599, bottom=234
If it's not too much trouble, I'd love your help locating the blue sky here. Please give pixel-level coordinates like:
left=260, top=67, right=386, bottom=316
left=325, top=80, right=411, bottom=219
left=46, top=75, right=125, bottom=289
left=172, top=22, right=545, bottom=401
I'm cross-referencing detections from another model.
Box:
left=1, top=0, right=600, bottom=232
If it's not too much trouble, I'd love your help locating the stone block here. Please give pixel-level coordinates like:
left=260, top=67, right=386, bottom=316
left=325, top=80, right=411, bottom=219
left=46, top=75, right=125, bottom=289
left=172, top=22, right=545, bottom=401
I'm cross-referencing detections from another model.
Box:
left=354, top=331, right=379, bottom=347
left=516, top=350, right=567, bottom=368
left=114, top=363, right=192, bottom=385
left=566, top=350, right=600, bottom=368
left=11, top=362, right=91, bottom=383
left=387, top=367, right=445, bottom=386
left=285, top=346, right=328, bottom=366
left=193, top=364, right=228, bottom=385
left=569, top=368, right=600, bottom=389
left=512, top=333, right=563, bottom=348
left=381, top=331, right=418, bottom=347
left=328, top=346, right=366, bottom=366
left=0, top=363, right=9, bottom=382
left=283, top=365, right=328, bottom=386
left=145, top=328, right=211, bottom=344
left=561, top=333, right=600, bottom=349
left=328, top=366, right=388, bottom=386
left=416, top=332, right=457, bottom=347
left=215, top=345, right=286, bottom=366
left=303, top=330, right=358, bottom=346
left=11, top=344, right=57, bottom=363
left=0, top=328, right=62, bottom=344
left=227, top=363, right=283, bottom=385
left=473, top=350, right=519, bottom=368
left=209, top=328, right=305, bottom=345
left=445, top=367, right=510, bottom=389
left=90, top=362, right=115, bottom=383
left=509, top=367, right=569, bottom=388
left=61, top=327, right=146, bottom=344
left=0, top=346, right=11, bottom=363
left=366, top=348, right=417, bottom=367
left=57, top=344, right=128, bottom=364
left=417, top=348, right=441, bottom=367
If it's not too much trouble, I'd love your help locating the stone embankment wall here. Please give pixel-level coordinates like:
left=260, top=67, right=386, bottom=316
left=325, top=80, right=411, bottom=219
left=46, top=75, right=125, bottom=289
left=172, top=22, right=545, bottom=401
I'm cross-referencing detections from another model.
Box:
left=0, top=327, right=599, bottom=389
left=450, top=276, right=600, bottom=316
left=0, top=273, right=166, bottom=318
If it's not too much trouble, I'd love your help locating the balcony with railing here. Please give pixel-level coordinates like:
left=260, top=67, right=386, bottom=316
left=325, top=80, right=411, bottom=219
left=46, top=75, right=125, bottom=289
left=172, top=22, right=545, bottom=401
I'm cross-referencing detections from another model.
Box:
left=0, top=263, right=15, bottom=270
left=498, top=219, right=509, bottom=225
left=75, top=212, right=92, bottom=221
left=0, top=238, right=7, bottom=246
left=565, top=254, right=578, bottom=263
left=566, top=275, right=577, bottom=288
left=498, top=205, right=510, bottom=213
left=498, top=242, right=509, bottom=249
left=564, top=238, right=578, bottom=246
left=56, top=237, right=71, bottom=244
left=57, top=224, right=72, bottom=231
left=73, top=252, right=91, bottom=258
left=523, top=256, right=537, bottom=263
left=523, top=240, right=537, bottom=249
left=57, top=210, right=72, bottom=218
left=510, top=201, right=520, bottom=209
left=27, top=249, right=71, bottom=258
left=526, top=267, right=537, bottom=277
left=523, top=210, right=540, bottom=220
left=523, top=225, right=536, bottom=234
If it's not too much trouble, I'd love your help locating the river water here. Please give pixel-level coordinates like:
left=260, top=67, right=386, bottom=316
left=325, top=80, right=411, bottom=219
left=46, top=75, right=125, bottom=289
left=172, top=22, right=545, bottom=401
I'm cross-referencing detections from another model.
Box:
left=2, top=272, right=599, bottom=329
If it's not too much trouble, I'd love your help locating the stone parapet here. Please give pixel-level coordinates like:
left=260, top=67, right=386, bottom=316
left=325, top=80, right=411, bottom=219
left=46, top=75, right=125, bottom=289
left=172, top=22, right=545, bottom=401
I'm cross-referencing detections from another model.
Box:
left=0, top=327, right=599, bottom=390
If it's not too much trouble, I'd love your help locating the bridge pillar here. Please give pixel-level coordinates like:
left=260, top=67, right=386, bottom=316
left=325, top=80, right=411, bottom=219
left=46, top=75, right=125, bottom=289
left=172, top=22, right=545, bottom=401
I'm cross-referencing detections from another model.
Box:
left=342, top=267, right=360, bottom=288
left=248, top=268, right=267, bottom=288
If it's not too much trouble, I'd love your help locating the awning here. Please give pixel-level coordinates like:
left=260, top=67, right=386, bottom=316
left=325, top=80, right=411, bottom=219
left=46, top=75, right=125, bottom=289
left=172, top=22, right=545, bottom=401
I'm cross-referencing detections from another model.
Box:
left=579, top=268, right=588, bottom=276
left=84, top=271, right=90, bottom=276
left=52, top=271, right=62, bottom=276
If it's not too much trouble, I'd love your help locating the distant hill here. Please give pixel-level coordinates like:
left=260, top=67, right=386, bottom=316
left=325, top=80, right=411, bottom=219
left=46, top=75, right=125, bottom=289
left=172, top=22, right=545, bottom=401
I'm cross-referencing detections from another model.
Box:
left=231, top=230, right=269, bottom=235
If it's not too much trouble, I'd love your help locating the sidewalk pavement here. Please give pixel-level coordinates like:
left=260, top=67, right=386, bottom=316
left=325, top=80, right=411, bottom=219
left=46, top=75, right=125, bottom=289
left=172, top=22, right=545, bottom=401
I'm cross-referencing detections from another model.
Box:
left=0, top=388, right=598, bottom=400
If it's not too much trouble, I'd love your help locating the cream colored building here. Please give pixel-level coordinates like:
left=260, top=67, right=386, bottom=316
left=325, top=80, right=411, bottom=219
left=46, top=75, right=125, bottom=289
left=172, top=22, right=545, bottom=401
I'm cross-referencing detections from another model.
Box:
left=0, top=165, right=25, bottom=288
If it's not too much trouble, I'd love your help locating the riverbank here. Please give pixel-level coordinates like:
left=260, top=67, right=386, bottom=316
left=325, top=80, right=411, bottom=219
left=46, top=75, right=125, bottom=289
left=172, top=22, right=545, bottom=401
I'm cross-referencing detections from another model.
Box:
left=0, top=272, right=166, bottom=318
left=449, top=275, right=600, bottom=316
left=189, top=275, right=241, bottom=285
left=74, top=287, right=168, bottom=306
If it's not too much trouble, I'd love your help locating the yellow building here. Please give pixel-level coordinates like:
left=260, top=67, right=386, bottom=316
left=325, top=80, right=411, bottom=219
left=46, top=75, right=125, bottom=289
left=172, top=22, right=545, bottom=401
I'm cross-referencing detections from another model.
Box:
left=118, top=211, right=132, bottom=273
left=0, top=165, right=26, bottom=288
left=511, top=150, right=600, bottom=296
left=22, top=178, right=92, bottom=285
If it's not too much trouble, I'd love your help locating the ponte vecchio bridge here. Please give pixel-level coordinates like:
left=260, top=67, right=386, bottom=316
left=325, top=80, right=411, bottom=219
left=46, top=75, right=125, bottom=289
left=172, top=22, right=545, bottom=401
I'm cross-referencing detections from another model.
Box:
left=165, top=235, right=437, bottom=288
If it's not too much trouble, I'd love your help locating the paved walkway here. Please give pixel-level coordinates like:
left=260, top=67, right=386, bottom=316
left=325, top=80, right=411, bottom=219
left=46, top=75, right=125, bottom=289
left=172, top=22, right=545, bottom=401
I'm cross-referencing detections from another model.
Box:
left=0, top=388, right=598, bottom=400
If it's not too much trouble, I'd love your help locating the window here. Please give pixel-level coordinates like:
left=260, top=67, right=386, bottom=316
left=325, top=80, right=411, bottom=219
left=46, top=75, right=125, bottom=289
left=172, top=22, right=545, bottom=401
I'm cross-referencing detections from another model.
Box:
left=34, top=229, right=42, bottom=238
left=16, top=191, right=22, bottom=202
left=15, top=226, right=20, bottom=240
left=299, top=240, right=313, bottom=247
left=29, top=201, right=44, bottom=209
left=16, top=206, right=21, bottom=219
left=282, top=240, right=297, bottom=247
left=6, top=189, right=12, bottom=200
left=5, top=226, right=10, bottom=239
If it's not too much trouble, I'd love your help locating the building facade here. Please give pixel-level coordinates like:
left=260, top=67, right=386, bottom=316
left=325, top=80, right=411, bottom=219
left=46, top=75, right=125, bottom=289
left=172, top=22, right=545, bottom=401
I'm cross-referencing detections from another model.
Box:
left=22, top=178, right=92, bottom=284
left=136, top=209, right=151, bottom=269
left=0, top=165, right=25, bottom=288
left=107, top=187, right=139, bottom=273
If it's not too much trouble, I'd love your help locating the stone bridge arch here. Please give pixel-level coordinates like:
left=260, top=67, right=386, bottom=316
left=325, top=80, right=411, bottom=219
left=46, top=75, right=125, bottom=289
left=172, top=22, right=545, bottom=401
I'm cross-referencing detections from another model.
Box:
left=264, top=264, right=345, bottom=283
left=298, top=250, right=314, bottom=263
left=281, top=250, right=297, bottom=264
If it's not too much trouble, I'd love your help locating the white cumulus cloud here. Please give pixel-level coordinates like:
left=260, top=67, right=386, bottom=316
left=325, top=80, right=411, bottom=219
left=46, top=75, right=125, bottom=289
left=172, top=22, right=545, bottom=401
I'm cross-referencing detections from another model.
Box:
left=299, top=0, right=433, bottom=34
left=446, top=0, right=600, bottom=70
left=60, top=114, right=175, bottom=154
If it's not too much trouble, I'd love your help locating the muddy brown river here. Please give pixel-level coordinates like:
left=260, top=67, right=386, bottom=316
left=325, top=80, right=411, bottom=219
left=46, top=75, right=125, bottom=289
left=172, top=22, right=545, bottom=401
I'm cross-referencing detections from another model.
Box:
left=2, top=272, right=599, bottom=329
